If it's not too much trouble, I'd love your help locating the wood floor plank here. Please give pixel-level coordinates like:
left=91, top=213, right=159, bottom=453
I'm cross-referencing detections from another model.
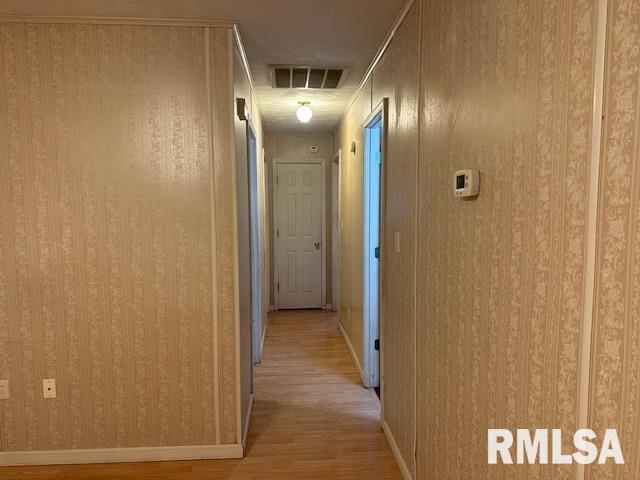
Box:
left=0, top=310, right=401, bottom=479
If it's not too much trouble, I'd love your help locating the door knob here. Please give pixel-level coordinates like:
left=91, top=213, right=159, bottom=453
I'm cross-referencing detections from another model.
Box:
left=315, top=241, right=321, bottom=249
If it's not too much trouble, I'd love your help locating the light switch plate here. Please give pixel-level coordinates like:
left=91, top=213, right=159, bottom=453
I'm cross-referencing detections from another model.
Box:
left=0, top=380, right=9, bottom=399
left=43, top=379, right=56, bottom=399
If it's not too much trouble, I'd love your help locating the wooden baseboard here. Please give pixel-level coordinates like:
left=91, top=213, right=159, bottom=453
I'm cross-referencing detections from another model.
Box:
left=368, top=387, right=382, bottom=415
left=337, top=320, right=365, bottom=385
left=242, top=394, right=254, bottom=451
left=381, top=420, right=412, bottom=480
left=0, top=443, right=243, bottom=466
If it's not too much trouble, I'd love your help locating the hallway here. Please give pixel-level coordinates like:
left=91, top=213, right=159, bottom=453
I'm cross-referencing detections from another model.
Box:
left=248, top=310, right=400, bottom=478
left=0, top=310, right=401, bottom=479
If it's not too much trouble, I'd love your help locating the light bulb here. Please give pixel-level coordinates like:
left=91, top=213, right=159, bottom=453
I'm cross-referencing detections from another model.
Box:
left=296, top=104, right=313, bottom=123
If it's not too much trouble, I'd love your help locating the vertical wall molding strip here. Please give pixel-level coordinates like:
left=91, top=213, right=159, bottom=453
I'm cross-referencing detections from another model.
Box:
left=204, top=27, right=222, bottom=446
left=229, top=25, right=244, bottom=446
left=576, top=1, right=608, bottom=479
left=412, top=0, right=424, bottom=477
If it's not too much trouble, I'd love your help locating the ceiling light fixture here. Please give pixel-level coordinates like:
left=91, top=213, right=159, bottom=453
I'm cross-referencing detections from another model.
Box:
left=296, top=102, right=313, bottom=123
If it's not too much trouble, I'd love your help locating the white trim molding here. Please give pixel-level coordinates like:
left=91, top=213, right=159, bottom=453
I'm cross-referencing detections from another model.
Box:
left=232, top=25, right=263, bottom=120
left=381, top=421, right=412, bottom=480
left=338, top=320, right=365, bottom=385
left=362, top=100, right=387, bottom=390
left=0, top=15, right=234, bottom=28
left=331, top=149, right=342, bottom=313
left=242, top=394, right=254, bottom=450
left=575, top=1, right=608, bottom=479
left=260, top=315, right=268, bottom=357
left=0, top=444, right=243, bottom=466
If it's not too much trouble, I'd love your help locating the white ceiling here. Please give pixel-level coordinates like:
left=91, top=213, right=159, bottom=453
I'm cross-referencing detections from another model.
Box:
left=0, top=0, right=407, bottom=134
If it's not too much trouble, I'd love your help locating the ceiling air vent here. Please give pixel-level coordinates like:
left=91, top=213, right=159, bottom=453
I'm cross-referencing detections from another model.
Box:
left=270, top=66, right=348, bottom=89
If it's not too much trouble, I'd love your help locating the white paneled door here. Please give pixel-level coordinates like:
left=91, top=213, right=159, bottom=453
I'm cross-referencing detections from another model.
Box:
left=276, top=163, right=323, bottom=309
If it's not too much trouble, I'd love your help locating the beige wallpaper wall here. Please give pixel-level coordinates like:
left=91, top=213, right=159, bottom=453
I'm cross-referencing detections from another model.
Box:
left=0, top=20, right=249, bottom=452
left=370, top=2, right=420, bottom=473
left=337, top=0, right=604, bottom=478
left=335, top=82, right=371, bottom=369
left=335, top=2, right=421, bottom=470
left=588, top=0, right=640, bottom=478
left=416, top=0, right=598, bottom=477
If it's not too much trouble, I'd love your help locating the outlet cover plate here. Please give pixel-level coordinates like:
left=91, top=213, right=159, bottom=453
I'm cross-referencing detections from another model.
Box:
left=43, top=378, right=56, bottom=399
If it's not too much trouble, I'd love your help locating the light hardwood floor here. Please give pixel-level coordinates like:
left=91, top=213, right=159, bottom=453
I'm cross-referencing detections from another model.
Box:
left=1, top=310, right=402, bottom=479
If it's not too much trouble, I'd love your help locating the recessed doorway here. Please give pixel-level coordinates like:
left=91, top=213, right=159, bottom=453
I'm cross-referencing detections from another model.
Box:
left=363, top=101, right=385, bottom=390
left=273, top=161, right=326, bottom=309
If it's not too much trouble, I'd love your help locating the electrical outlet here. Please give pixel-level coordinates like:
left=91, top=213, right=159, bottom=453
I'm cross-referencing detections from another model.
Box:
left=43, top=379, right=56, bottom=399
left=0, top=380, right=9, bottom=399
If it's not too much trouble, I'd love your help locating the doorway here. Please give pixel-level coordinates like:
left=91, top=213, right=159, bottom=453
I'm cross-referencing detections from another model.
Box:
left=363, top=104, right=384, bottom=390
left=273, top=161, right=326, bottom=309
left=247, top=124, right=262, bottom=364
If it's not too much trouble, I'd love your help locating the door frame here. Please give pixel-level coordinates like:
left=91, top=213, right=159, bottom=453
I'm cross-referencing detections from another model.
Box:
left=245, top=121, right=263, bottom=364
left=362, top=99, right=387, bottom=390
left=331, top=149, right=342, bottom=312
left=272, top=159, right=327, bottom=310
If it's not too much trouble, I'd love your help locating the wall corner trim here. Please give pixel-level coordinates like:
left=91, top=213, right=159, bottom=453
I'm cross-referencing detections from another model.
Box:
left=0, top=444, right=244, bottom=466
left=381, top=420, right=413, bottom=480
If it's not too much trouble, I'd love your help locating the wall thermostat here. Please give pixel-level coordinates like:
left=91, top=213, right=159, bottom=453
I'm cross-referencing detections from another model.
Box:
left=453, top=169, right=480, bottom=197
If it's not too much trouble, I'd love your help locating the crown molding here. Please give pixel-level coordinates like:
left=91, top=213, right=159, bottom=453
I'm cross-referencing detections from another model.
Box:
left=339, top=0, right=415, bottom=123
left=0, top=15, right=235, bottom=28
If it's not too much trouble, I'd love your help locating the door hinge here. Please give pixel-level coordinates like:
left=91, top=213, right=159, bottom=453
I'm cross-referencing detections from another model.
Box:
left=374, top=246, right=380, bottom=259
left=276, top=175, right=279, bottom=185
left=277, top=281, right=280, bottom=292
left=277, top=229, right=280, bottom=238
left=374, top=339, right=380, bottom=351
